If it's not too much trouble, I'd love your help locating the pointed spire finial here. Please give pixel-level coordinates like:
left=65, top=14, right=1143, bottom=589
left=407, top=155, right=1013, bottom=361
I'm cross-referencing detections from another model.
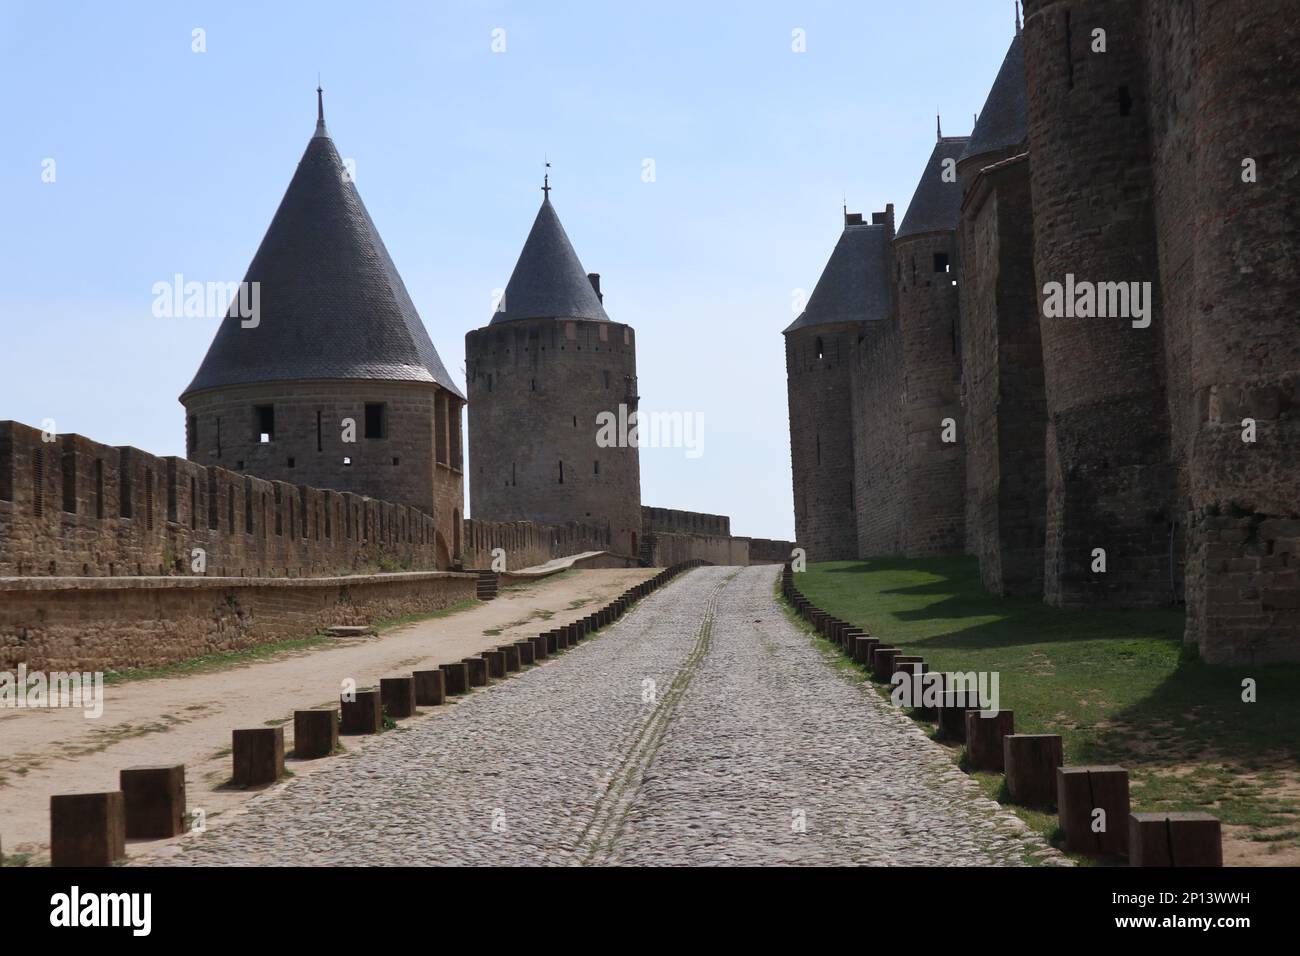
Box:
left=937, top=112, right=942, bottom=141
left=542, top=156, right=552, bottom=199
left=315, top=79, right=327, bottom=136
left=1015, top=0, right=1022, bottom=35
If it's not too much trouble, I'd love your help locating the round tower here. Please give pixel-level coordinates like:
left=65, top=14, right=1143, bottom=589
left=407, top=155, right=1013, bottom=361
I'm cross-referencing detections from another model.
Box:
left=895, top=128, right=970, bottom=556
left=465, top=187, right=642, bottom=558
left=784, top=211, right=892, bottom=562
left=1022, top=0, right=1175, bottom=609
left=180, top=91, right=466, bottom=567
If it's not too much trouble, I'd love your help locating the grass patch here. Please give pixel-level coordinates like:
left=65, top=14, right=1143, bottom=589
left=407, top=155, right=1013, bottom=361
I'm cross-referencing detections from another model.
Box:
left=794, top=556, right=1300, bottom=861
left=102, top=634, right=337, bottom=685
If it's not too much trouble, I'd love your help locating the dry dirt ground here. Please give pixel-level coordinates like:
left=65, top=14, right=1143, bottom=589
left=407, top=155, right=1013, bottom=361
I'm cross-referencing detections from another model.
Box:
left=0, top=567, right=654, bottom=864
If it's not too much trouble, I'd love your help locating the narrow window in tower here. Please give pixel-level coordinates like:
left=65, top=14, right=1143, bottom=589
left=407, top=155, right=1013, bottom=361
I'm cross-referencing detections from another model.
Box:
left=559, top=460, right=564, bottom=484
left=933, top=252, right=950, bottom=273
left=364, top=403, right=386, bottom=439
left=512, top=462, right=516, bottom=486
left=187, top=415, right=198, bottom=457
left=573, top=415, right=577, bottom=428
left=594, top=460, right=600, bottom=476
left=1064, top=11, right=1074, bottom=89
left=530, top=378, right=536, bottom=391
left=62, top=445, right=76, bottom=514
left=255, top=405, right=274, bottom=443
left=316, top=411, right=322, bottom=452
left=1117, top=86, right=1132, bottom=116
left=487, top=373, right=493, bottom=392
left=32, top=449, right=44, bottom=518
left=287, top=457, right=295, bottom=469
left=119, top=450, right=133, bottom=518
left=815, top=338, right=824, bottom=360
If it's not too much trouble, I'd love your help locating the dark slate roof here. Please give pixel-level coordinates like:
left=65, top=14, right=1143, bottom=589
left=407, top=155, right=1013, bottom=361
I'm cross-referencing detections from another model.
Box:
left=490, top=196, right=610, bottom=324
left=182, top=107, right=463, bottom=400
left=783, top=221, right=890, bottom=333
left=959, top=35, right=1027, bottom=165
left=897, top=137, right=970, bottom=239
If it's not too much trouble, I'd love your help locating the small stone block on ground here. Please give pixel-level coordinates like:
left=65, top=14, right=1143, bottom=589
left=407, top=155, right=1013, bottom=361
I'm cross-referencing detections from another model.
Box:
left=964, top=710, right=1014, bottom=771
left=412, top=669, right=447, bottom=706
left=1004, top=734, right=1064, bottom=807
left=380, top=676, right=417, bottom=718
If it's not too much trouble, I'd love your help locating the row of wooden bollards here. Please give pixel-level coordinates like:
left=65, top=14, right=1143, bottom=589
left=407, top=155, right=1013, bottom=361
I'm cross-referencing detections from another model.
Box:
left=782, top=565, right=1222, bottom=867
left=40, top=559, right=708, bottom=867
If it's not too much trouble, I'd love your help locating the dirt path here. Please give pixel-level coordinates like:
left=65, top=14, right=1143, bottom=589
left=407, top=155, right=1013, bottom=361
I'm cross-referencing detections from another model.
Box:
left=0, top=567, right=654, bottom=863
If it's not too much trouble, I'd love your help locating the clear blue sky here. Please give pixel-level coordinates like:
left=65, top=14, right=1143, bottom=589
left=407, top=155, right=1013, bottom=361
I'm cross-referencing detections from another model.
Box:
left=0, top=0, right=1017, bottom=541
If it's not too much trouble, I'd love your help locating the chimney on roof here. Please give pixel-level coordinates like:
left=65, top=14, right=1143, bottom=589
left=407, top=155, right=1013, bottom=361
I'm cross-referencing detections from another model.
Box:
left=845, top=212, right=864, bottom=226
left=587, top=273, right=602, bottom=302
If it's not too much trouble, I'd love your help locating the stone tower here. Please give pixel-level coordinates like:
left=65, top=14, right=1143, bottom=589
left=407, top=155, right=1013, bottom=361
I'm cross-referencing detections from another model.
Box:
left=465, top=187, right=642, bottom=558
left=895, top=128, right=969, bottom=556
left=181, top=91, right=466, bottom=567
left=1022, top=0, right=1175, bottom=608
left=956, top=27, right=1049, bottom=596
left=786, top=211, right=892, bottom=561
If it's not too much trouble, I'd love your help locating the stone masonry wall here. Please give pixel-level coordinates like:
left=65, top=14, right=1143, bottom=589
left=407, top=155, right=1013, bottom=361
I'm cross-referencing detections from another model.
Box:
left=0, top=420, right=440, bottom=580
left=461, top=517, right=612, bottom=572
left=466, top=317, right=642, bottom=557
left=0, top=571, right=476, bottom=673
left=1023, top=0, right=1177, bottom=608
left=897, top=230, right=966, bottom=556
left=851, top=321, right=905, bottom=556
left=957, top=155, right=1048, bottom=596
left=786, top=322, right=861, bottom=561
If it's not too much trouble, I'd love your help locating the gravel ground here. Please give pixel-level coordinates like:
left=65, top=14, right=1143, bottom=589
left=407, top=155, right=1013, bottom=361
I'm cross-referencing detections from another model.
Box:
left=148, top=565, right=1064, bottom=867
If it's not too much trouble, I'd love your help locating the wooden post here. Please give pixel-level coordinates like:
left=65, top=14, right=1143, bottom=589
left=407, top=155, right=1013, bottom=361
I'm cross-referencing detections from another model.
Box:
left=515, top=640, right=536, bottom=666
left=119, top=765, right=186, bottom=839
left=380, top=676, right=416, bottom=718
left=413, top=669, right=447, bottom=706
left=50, top=792, right=125, bottom=867
left=871, top=648, right=901, bottom=681
left=463, top=656, right=489, bottom=687
left=481, top=649, right=507, bottom=679
left=964, top=710, right=1014, bottom=771
left=440, top=662, right=470, bottom=695
left=1057, top=766, right=1130, bottom=856
left=500, top=644, right=521, bottom=672
left=1129, top=812, right=1222, bottom=867
left=1004, top=734, right=1064, bottom=806
left=341, top=689, right=383, bottom=733
left=232, top=726, right=285, bottom=786
left=294, top=709, right=339, bottom=758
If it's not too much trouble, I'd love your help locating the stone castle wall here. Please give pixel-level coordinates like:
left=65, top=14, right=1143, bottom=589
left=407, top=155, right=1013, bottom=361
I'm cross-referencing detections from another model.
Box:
left=957, top=155, right=1048, bottom=596
left=851, top=321, right=905, bottom=556
left=182, top=379, right=465, bottom=567
left=897, top=229, right=966, bottom=556
left=466, top=318, right=642, bottom=557
left=462, top=517, right=612, bottom=572
left=785, top=322, right=861, bottom=561
left=0, top=420, right=441, bottom=580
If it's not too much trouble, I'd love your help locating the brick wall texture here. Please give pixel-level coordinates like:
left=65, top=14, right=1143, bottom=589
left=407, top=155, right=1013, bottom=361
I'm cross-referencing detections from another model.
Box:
left=785, top=1, right=1300, bottom=663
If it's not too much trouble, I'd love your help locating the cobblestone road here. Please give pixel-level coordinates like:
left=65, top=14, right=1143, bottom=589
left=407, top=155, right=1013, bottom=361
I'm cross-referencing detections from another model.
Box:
left=152, top=566, right=1062, bottom=866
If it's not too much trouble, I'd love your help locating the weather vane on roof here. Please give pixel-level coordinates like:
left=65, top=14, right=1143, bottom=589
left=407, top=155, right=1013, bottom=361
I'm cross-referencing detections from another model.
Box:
left=542, top=156, right=552, bottom=198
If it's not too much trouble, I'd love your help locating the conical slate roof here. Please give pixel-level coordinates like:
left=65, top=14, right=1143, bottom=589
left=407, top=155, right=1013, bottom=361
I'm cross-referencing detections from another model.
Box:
left=490, top=195, right=609, bottom=324
left=182, top=97, right=463, bottom=400
left=783, top=220, right=890, bottom=333
left=897, top=137, right=970, bottom=239
left=959, top=35, right=1027, bottom=166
